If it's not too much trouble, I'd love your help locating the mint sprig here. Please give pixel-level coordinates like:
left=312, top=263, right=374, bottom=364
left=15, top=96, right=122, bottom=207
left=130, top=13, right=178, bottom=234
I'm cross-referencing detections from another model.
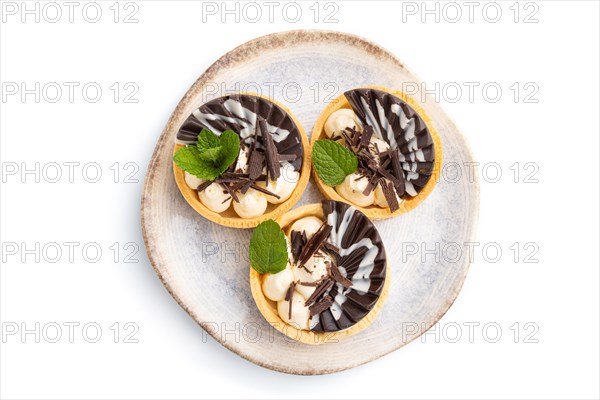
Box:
left=197, top=129, right=220, bottom=150
left=312, top=139, right=358, bottom=186
left=250, top=219, right=288, bottom=274
left=173, top=146, right=208, bottom=178
left=174, top=129, right=241, bottom=181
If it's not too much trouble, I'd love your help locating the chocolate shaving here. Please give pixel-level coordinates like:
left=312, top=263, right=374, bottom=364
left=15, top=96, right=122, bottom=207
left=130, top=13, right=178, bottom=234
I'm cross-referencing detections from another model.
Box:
left=240, top=180, right=253, bottom=194
left=298, top=279, right=326, bottom=287
left=379, top=156, right=391, bottom=171
left=389, top=148, right=403, bottom=182
left=231, top=180, right=248, bottom=193
left=216, top=176, right=246, bottom=183
left=220, top=172, right=249, bottom=178
left=304, top=279, right=334, bottom=307
left=377, top=164, right=399, bottom=186
left=351, top=128, right=361, bottom=148
left=249, top=183, right=280, bottom=199
left=359, top=126, right=374, bottom=149
left=259, top=119, right=281, bottom=181
left=362, top=175, right=377, bottom=196
left=394, top=180, right=406, bottom=198
left=285, top=281, right=296, bottom=320
left=380, top=179, right=400, bottom=212
left=341, top=129, right=354, bottom=147
left=220, top=182, right=239, bottom=202
left=285, top=284, right=294, bottom=302
left=330, top=264, right=353, bottom=289
left=309, top=295, right=333, bottom=317
left=297, top=223, right=333, bottom=268
left=290, top=230, right=306, bottom=262
left=197, top=180, right=213, bottom=192
left=299, top=265, right=311, bottom=273
left=342, top=127, right=362, bottom=149
left=247, top=150, right=265, bottom=180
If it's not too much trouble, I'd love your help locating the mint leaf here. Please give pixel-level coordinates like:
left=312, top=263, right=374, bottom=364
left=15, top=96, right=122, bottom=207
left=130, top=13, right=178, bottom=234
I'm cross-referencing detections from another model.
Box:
left=312, top=139, right=358, bottom=186
left=198, top=146, right=223, bottom=163
left=174, top=129, right=241, bottom=181
left=197, top=129, right=220, bottom=152
left=197, top=129, right=240, bottom=172
left=219, top=130, right=241, bottom=168
left=250, top=219, right=288, bottom=274
left=174, top=146, right=222, bottom=180
left=197, top=129, right=224, bottom=163
left=173, top=146, right=206, bottom=178
left=193, top=161, right=222, bottom=180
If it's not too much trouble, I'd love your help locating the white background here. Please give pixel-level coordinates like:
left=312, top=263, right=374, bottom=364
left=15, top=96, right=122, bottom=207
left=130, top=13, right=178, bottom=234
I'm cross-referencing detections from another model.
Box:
left=1, top=1, right=599, bottom=399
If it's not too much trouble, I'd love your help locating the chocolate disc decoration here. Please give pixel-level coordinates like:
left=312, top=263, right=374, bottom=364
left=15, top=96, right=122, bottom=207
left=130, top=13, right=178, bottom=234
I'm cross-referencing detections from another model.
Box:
left=177, top=94, right=303, bottom=171
left=344, top=88, right=435, bottom=197
left=289, top=200, right=387, bottom=332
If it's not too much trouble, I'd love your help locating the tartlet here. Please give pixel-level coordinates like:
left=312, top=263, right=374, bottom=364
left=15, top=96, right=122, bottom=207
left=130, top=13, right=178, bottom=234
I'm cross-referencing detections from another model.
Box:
left=173, top=93, right=311, bottom=228
left=311, top=86, right=442, bottom=220
left=250, top=201, right=390, bottom=345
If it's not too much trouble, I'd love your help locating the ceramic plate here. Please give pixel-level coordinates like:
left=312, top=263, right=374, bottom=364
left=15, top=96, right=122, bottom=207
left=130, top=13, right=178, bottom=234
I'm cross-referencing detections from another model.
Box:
left=141, top=30, right=479, bottom=375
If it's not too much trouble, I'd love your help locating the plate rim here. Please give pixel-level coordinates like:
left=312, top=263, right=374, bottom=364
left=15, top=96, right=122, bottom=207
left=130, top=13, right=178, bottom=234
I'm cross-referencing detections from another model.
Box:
left=141, top=29, right=480, bottom=375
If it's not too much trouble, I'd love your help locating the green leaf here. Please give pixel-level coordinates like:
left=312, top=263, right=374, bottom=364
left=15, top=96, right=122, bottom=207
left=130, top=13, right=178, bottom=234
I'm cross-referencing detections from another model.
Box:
left=219, top=130, right=241, bottom=168
left=173, top=145, right=221, bottom=180
left=173, top=146, right=205, bottom=177
left=312, top=139, right=358, bottom=187
left=197, top=129, right=220, bottom=152
left=193, top=161, right=222, bottom=180
left=174, top=129, right=241, bottom=181
left=250, top=219, right=288, bottom=274
left=198, top=146, right=223, bottom=163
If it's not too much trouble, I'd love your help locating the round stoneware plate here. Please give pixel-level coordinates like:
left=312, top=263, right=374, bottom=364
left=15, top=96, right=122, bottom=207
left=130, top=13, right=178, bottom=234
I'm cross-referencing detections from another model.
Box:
left=141, top=30, right=479, bottom=375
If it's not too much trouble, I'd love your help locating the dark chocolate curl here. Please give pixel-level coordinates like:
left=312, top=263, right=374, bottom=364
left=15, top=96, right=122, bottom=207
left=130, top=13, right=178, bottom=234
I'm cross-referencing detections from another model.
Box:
left=297, top=223, right=333, bottom=268
left=259, top=119, right=281, bottom=181
left=380, top=179, right=400, bottom=212
left=247, top=150, right=265, bottom=181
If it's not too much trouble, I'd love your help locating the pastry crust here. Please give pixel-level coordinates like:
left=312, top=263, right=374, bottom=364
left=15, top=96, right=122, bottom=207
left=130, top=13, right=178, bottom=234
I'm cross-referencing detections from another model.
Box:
left=311, top=86, right=443, bottom=220
left=173, top=93, right=311, bottom=228
left=249, top=204, right=390, bottom=345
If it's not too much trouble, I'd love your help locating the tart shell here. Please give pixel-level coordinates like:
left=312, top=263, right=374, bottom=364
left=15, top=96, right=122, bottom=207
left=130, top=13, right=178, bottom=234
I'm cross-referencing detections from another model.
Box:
left=249, top=203, right=390, bottom=345
left=173, top=93, right=311, bottom=229
left=311, top=86, right=443, bottom=220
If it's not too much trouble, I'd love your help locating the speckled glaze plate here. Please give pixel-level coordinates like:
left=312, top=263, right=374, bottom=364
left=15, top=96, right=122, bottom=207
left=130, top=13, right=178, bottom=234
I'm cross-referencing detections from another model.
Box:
left=141, top=30, right=479, bottom=375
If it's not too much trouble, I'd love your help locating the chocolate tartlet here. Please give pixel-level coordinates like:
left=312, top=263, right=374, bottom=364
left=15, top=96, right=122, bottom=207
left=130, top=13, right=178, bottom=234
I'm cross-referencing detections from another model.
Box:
left=250, top=201, right=389, bottom=345
left=311, top=86, right=442, bottom=220
left=173, top=93, right=310, bottom=228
